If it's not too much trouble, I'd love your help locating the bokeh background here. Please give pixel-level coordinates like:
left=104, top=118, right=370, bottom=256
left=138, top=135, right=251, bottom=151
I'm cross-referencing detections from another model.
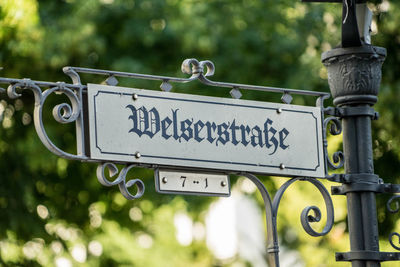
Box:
left=0, top=0, right=399, bottom=266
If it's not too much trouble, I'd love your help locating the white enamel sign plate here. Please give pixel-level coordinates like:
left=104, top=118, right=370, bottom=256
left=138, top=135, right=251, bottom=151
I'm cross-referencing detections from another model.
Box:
left=155, top=169, right=230, bottom=197
left=87, top=84, right=325, bottom=178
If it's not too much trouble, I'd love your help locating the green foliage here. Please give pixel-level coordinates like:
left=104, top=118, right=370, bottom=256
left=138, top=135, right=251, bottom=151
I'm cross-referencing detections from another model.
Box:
left=0, top=0, right=399, bottom=266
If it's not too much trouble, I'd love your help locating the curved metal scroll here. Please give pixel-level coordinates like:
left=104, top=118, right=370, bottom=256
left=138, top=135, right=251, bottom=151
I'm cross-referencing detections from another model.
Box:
left=181, top=58, right=215, bottom=78
left=387, top=195, right=400, bottom=214
left=273, top=177, right=335, bottom=237
left=243, top=174, right=335, bottom=266
left=389, top=232, right=400, bottom=251
left=6, top=79, right=86, bottom=160
left=387, top=195, right=400, bottom=251
left=323, top=115, right=344, bottom=178
left=96, top=163, right=145, bottom=200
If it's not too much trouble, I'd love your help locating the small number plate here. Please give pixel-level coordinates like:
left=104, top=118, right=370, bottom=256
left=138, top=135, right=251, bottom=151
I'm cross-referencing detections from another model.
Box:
left=155, top=169, right=230, bottom=197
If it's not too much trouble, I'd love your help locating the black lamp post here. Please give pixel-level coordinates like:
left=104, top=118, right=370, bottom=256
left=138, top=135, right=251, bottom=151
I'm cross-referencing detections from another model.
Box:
left=305, top=0, right=400, bottom=265
left=323, top=41, right=386, bottom=267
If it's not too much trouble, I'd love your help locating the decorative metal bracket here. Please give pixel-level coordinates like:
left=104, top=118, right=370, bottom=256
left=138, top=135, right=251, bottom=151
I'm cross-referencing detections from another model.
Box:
left=5, top=78, right=86, bottom=161
left=243, top=173, right=334, bottom=267
left=0, top=59, right=332, bottom=200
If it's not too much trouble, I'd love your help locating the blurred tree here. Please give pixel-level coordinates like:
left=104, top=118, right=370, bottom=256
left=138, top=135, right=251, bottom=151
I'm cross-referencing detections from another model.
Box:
left=0, top=0, right=399, bottom=266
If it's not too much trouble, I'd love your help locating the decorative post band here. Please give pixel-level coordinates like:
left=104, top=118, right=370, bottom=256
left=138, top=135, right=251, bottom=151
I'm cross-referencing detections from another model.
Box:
left=322, top=46, right=386, bottom=106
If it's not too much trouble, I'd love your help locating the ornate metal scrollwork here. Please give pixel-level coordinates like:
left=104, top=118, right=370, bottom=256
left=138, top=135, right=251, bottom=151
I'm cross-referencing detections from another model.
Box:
left=6, top=79, right=86, bottom=160
left=389, top=232, right=400, bottom=251
left=323, top=114, right=344, bottom=178
left=181, top=58, right=215, bottom=78
left=243, top=174, right=334, bottom=266
left=273, top=177, right=335, bottom=237
left=96, top=163, right=145, bottom=200
left=385, top=196, right=400, bottom=250
left=387, top=195, right=400, bottom=213
left=2, top=76, right=147, bottom=199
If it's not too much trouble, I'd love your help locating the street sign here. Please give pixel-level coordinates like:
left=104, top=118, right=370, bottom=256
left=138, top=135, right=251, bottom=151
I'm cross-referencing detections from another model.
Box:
left=155, top=169, right=230, bottom=197
left=87, top=84, right=325, bottom=177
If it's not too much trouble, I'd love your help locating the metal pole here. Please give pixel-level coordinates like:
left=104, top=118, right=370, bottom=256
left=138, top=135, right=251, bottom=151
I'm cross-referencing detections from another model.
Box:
left=322, top=46, right=386, bottom=266
left=343, top=109, right=379, bottom=267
